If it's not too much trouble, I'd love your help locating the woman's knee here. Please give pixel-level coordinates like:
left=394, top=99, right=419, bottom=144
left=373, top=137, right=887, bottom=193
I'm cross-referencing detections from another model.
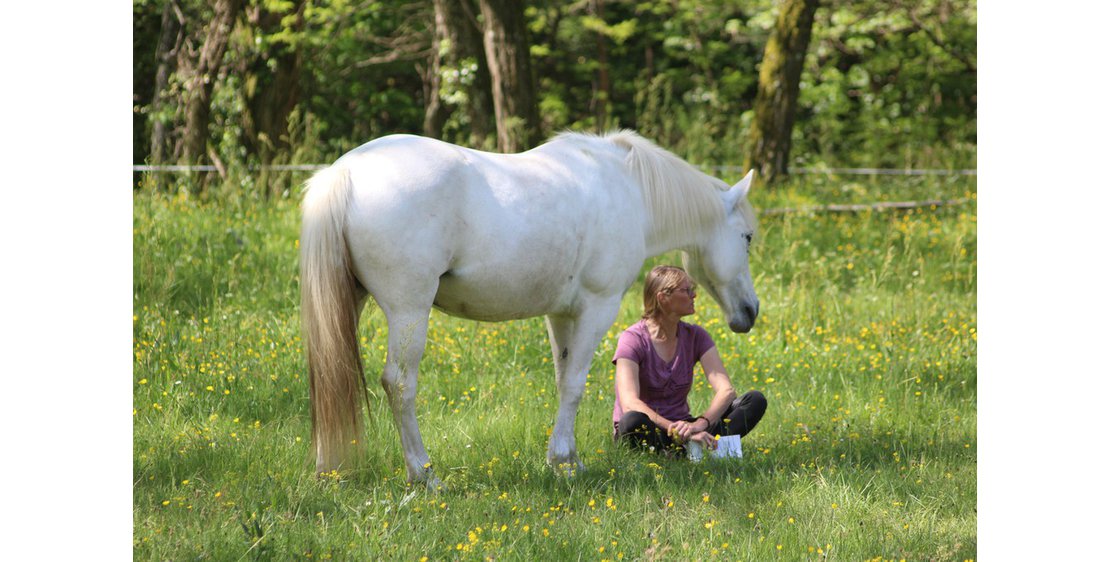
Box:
left=746, top=390, right=768, bottom=413
left=730, top=390, right=768, bottom=412
left=618, top=411, right=653, bottom=434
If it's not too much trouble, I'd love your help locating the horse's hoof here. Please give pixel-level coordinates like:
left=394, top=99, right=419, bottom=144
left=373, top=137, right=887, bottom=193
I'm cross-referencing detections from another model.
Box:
left=408, top=464, right=444, bottom=492
left=551, top=460, right=586, bottom=478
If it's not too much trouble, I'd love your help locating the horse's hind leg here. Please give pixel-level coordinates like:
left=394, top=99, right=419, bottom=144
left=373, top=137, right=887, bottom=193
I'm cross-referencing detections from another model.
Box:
left=379, top=307, right=440, bottom=488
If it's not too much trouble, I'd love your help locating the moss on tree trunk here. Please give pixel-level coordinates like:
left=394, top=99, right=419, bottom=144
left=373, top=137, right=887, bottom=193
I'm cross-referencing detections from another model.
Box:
left=746, top=0, right=819, bottom=184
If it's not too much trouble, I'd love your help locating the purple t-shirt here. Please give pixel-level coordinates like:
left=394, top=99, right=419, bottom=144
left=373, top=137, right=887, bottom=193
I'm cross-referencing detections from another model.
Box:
left=611, top=319, right=716, bottom=424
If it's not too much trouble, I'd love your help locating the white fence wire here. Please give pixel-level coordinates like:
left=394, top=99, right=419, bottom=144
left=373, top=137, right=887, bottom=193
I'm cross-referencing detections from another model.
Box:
left=133, top=164, right=975, bottom=214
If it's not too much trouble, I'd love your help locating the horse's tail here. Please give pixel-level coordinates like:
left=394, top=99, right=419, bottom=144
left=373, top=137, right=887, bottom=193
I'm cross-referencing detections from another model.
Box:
left=300, top=164, right=368, bottom=474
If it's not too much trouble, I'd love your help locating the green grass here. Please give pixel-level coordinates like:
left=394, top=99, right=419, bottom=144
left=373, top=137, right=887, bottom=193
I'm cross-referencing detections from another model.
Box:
left=134, top=173, right=976, bottom=560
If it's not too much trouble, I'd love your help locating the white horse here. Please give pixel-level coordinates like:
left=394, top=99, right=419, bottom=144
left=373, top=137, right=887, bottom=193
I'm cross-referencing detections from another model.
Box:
left=300, top=130, right=759, bottom=487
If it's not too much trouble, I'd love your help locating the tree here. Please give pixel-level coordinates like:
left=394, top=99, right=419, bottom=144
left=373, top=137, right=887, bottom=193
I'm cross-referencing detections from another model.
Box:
left=237, top=0, right=307, bottom=195
left=478, top=0, right=540, bottom=152
left=589, top=0, right=613, bottom=130
left=423, top=0, right=452, bottom=139
left=179, top=0, right=245, bottom=168
left=149, top=0, right=185, bottom=168
left=241, top=0, right=305, bottom=163
left=746, top=0, right=819, bottom=183
left=425, top=0, right=494, bottom=147
left=132, top=0, right=978, bottom=189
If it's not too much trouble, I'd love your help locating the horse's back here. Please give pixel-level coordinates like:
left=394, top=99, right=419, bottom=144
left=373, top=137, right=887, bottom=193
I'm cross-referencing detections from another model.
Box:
left=335, top=134, right=646, bottom=319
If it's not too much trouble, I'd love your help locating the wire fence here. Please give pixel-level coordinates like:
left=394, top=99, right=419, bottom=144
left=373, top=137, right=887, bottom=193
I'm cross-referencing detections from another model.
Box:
left=704, top=166, right=976, bottom=176
left=761, top=198, right=972, bottom=216
left=133, top=164, right=976, bottom=215
left=133, top=164, right=325, bottom=172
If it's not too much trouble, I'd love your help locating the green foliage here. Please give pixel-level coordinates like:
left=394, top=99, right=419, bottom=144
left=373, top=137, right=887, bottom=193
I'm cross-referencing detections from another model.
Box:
left=133, top=0, right=976, bottom=192
left=798, top=0, right=977, bottom=168
left=133, top=174, right=976, bottom=558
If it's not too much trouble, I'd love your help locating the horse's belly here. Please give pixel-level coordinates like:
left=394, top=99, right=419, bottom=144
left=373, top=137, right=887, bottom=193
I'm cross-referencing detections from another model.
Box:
left=432, top=271, right=571, bottom=321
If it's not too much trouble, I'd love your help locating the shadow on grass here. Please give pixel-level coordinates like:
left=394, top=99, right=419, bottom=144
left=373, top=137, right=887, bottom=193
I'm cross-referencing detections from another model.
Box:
left=325, top=419, right=975, bottom=503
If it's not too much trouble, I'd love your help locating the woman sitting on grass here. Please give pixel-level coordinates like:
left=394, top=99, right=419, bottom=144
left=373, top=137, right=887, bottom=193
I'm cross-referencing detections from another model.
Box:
left=612, top=265, right=767, bottom=456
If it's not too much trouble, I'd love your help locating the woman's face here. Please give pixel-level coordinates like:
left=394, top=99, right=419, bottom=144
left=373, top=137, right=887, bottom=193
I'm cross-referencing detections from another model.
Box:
left=661, top=278, right=697, bottom=317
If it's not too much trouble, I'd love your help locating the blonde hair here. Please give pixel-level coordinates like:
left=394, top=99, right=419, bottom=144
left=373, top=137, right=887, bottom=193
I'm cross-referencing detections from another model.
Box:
left=642, top=265, right=695, bottom=320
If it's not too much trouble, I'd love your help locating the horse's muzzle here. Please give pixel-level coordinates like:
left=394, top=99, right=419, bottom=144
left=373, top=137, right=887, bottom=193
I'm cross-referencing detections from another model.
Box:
left=728, top=303, right=759, bottom=333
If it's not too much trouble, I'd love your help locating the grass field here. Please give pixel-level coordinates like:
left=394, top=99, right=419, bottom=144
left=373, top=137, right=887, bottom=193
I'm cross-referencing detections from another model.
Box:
left=133, top=172, right=976, bottom=560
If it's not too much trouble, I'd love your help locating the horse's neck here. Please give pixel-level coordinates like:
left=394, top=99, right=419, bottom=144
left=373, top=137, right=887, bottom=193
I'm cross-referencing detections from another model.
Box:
left=634, top=176, right=725, bottom=257
left=644, top=221, right=711, bottom=258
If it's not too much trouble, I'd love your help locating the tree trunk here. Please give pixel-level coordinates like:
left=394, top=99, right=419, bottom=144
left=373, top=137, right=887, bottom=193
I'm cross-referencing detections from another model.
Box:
left=243, top=0, right=304, bottom=195
left=246, top=0, right=303, bottom=157
left=179, top=0, right=243, bottom=168
left=592, top=0, right=611, bottom=131
left=426, top=0, right=494, bottom=147
left=746, top=0, right=819, bottom=184
left=453, top=0, right=495, bottom=148
left=478, top=0, right=540, bottom=152
left=151, top=0, right=184, bottom=169
left=423, top=0, right=453, bottom=139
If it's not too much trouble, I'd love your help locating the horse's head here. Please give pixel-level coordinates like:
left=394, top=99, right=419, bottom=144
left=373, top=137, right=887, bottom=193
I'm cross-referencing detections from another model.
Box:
left=683, top=170, right=759, bottom=333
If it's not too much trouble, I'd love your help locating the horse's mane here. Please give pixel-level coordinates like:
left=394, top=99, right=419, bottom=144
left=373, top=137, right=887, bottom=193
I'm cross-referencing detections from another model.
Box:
left=554, top=130, right=756, bottom=242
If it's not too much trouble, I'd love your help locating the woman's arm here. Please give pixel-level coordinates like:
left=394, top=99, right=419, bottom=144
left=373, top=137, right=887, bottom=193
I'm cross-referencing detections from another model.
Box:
left=615, top=358, right=676, bottom=432
left=674, top=346, right=737, bottom=441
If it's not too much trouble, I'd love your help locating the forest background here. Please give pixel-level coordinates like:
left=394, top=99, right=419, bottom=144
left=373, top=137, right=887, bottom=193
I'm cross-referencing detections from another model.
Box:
left=132, top=0, right=976, bottom=193
left=3, top=0, right=1105, bottom=559
left=128, top=2, right=987, bottom=559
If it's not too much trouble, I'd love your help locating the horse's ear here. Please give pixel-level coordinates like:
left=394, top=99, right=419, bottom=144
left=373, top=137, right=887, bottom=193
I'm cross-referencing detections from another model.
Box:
left=725, top=170, right=754, bottom=209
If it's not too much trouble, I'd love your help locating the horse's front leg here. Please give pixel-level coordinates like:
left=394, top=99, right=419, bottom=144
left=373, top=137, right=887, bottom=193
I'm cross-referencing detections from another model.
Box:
left=380, top=310, right=440, bottom=489
left=544, top=299, right=622, bottom=475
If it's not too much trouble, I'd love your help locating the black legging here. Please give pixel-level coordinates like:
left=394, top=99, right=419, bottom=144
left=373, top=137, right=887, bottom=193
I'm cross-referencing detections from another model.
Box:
left=616, top=390, right=768, bottom=454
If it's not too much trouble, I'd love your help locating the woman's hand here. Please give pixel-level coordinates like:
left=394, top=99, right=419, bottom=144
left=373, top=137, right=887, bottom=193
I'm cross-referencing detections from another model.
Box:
left=690, top=431, right=718, bottom=450
left=668, top=418, right=710, bottom=443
